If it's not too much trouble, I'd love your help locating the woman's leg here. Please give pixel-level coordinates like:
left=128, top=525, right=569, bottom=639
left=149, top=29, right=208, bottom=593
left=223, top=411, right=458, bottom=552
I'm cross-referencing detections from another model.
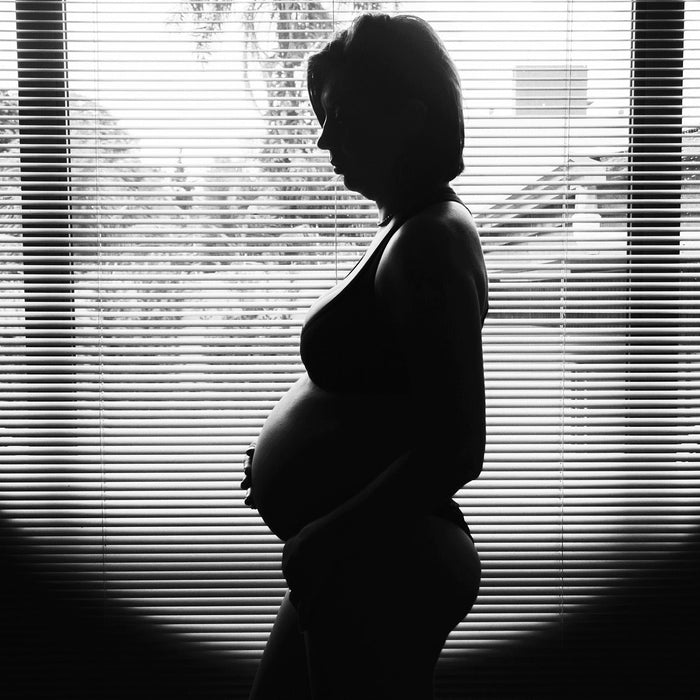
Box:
left=248, top=591, right=312, bottom=700
left=303, top=516, right=480, bottom=700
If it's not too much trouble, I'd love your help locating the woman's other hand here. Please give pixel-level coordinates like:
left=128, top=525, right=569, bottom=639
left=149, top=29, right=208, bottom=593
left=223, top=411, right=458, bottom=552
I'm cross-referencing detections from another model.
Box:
left=282, top=522, right=333, bottom=628
left=282, top=525, right=315, bottom=593
left=240, top=443, right=256, bottom=509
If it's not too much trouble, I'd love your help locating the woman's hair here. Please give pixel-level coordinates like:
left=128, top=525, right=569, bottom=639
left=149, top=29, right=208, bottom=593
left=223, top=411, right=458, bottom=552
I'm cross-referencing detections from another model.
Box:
left=307, top=13, right=465, bottom=188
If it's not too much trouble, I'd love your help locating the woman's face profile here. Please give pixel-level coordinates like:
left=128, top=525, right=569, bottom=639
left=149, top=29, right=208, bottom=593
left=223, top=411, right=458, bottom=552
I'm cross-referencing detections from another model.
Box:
left=315, top=72, right=406, bottom=202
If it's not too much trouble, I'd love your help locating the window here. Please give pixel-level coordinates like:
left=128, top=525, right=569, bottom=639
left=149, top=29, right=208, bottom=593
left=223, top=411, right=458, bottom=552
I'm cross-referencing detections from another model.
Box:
left=2, top=1, right=698, bottom=697
left=514, top=65, right=589, bottom=116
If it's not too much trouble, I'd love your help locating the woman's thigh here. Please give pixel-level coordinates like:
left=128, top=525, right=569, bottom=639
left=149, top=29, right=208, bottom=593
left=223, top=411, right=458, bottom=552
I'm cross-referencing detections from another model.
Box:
left=303, top=516, right=480, bottom=700
left=248, top=591, right=312, bottom=700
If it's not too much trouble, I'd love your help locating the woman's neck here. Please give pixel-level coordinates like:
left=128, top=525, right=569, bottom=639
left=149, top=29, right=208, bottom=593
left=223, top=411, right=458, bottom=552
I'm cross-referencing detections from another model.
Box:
left=375, top=181, right=450, bottom=227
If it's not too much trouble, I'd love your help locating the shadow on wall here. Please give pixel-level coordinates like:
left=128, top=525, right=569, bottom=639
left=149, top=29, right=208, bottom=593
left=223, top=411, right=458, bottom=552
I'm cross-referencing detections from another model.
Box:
left=1, top=513, right=698, bottom=700
left=437, top=525, right=700, bottom=699
left=0, top=514, right=245, bottom=700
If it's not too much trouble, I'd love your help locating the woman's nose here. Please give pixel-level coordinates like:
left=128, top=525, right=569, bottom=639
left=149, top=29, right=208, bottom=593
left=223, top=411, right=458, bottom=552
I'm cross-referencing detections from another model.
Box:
left=316, top=121, right=331, bottom=151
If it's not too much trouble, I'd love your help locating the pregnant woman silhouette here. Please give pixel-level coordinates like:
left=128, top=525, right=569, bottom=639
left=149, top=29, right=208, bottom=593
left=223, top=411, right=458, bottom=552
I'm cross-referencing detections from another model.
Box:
left=243, top=13, right=487, bottom=700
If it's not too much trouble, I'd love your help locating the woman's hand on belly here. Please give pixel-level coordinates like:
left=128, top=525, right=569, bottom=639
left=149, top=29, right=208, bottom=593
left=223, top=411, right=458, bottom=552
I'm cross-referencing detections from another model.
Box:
left=240, top=442, right=257, bottom=509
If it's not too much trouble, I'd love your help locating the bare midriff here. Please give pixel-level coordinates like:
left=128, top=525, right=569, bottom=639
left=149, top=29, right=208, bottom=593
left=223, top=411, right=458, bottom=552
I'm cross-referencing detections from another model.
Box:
left=251, top=374, right=410, bottom=541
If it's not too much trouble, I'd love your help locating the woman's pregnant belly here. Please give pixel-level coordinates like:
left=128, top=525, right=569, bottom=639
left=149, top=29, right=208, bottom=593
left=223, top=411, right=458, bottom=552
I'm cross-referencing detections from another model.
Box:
left=251, top=374, right=410, bottom=541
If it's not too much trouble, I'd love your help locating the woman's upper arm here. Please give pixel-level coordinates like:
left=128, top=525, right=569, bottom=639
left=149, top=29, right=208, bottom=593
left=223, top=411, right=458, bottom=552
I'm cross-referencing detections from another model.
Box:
left=374, top=208, right=486, bottom=482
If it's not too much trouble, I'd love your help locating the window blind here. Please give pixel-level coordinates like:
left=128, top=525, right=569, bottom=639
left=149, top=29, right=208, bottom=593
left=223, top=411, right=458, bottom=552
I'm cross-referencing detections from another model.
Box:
left=1, top=1, right=698, bottom=698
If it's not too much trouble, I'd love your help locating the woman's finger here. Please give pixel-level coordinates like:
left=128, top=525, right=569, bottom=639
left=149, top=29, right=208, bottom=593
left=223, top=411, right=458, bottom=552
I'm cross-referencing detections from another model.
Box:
left=240, top=445, right=257, bottom=508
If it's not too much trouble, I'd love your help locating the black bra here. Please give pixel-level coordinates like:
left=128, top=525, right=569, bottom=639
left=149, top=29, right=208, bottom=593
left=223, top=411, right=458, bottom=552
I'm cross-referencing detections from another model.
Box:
left=300, top=186, right=471, bottom=393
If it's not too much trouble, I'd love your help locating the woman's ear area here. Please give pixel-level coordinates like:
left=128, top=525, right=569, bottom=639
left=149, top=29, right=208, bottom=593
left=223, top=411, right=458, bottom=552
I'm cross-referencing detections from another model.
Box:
left=399, top=98, right=428, bottom=138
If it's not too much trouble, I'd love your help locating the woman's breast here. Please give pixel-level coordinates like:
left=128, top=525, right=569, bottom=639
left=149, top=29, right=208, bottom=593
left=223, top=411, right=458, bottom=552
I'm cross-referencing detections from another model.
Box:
left=250, top=374, right=410, bottom=540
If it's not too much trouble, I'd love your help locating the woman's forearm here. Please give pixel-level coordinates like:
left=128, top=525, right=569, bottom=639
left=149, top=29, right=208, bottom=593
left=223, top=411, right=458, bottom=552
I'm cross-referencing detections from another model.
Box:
left=302, top=436, right=480, bottom=549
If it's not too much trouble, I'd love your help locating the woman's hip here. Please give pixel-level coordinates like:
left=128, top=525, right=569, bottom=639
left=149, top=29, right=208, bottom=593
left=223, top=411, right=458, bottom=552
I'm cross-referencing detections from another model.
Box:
left=309, top=515, right=480, bottom=634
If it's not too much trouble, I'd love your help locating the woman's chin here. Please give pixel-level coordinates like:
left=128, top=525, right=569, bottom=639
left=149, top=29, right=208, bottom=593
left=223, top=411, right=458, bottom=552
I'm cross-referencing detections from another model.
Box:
left=340, top=173, right=379, bottom=201
left=339, top=172, right=356, bottom=190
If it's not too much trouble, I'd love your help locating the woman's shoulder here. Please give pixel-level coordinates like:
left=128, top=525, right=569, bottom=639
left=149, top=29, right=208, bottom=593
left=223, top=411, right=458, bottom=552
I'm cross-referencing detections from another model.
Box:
left=375, top=199, right=488, bottom=319
left=377, top=198, right=484, bottom=282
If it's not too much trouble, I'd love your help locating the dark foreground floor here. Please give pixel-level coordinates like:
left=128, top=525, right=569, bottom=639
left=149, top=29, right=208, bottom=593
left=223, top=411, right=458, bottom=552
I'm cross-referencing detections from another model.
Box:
left=1, top=515, right=698, bottom=700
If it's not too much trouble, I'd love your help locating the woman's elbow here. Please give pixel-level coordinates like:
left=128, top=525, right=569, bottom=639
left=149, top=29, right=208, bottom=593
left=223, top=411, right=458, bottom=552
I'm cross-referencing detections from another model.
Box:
left=459, top=448, right=484, bottom=484
left=443, top=440, right=484, bottom=491
left=423, top=411, right=484, bottom=485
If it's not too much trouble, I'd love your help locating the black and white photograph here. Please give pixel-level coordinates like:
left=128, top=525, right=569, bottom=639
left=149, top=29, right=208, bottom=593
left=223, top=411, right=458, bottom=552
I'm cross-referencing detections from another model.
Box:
left=1, top=1, right=698, bottom=698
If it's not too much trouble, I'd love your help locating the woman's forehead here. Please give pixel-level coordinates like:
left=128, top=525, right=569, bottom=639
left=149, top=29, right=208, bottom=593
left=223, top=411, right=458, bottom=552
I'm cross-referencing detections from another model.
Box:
left=319, top=72, right=378, bottom=111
